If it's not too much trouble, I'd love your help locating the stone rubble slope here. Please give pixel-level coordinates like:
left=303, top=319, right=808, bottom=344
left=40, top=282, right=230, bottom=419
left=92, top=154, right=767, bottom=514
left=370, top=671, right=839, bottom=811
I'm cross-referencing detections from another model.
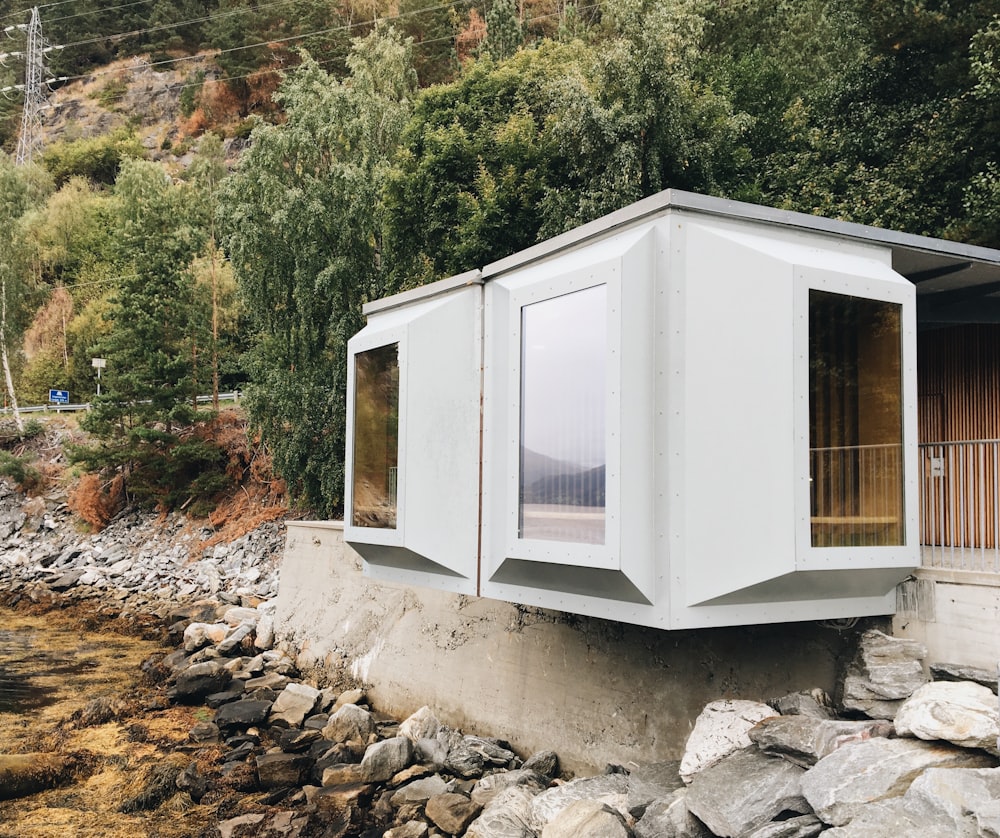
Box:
left=0, top=481, right=281, bottom=610
left=2, top=478, right=1000, bottom=836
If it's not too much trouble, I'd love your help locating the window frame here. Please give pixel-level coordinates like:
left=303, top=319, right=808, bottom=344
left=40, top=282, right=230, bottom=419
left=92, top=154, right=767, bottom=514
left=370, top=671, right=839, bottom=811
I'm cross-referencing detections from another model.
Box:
left=793, top=265, right=917, bottom=571
left=345, top=326, right=408, bottom=549
left=502, top=268, right=623, bottom=571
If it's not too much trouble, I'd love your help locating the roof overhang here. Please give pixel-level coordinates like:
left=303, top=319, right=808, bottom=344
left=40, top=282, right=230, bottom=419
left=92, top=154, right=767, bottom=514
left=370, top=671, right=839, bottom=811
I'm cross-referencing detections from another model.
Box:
left=367, top=189, right=1000, bottom=328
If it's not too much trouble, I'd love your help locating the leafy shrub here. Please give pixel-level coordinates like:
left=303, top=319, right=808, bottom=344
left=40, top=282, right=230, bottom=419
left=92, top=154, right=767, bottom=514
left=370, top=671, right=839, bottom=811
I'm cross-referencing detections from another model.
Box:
left=41, top=129, right=146, bottom=187
left=93, top=74, right=129, bottom=110
left=0, top=450, right=43, bottom=494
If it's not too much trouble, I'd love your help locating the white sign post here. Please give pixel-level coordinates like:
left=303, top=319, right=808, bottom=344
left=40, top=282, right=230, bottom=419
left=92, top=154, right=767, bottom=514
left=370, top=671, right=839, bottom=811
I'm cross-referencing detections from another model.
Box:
left=91, top=357, right=106, bottom=397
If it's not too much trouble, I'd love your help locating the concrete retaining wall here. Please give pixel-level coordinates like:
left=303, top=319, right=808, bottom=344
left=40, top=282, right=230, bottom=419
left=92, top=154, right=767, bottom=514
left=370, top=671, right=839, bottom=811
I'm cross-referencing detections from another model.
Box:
left=894, top=569, right=1000, bottom=671
left=274, top=522, right=864, bottom=775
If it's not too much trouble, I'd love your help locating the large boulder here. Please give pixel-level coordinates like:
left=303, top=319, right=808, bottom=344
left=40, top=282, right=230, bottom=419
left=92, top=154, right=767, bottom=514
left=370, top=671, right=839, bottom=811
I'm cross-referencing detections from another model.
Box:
left=466, top=786, right=538, bottom=838
left=540, top=799, right=630, bottom=838
left=894, top=680, right=1000, bottom=755
left=748, top=716, right=893, bottom=767
left=800, top=736, right=994, bottom=826
left=530, top=773, right=630, bottom=829
left=323, top=703, right=376, bottom=745
left=838, top=629, right=927, bottom=719
left=679, top=699, right=776, bottom=782
left=685, top=748, right=808, bottom=838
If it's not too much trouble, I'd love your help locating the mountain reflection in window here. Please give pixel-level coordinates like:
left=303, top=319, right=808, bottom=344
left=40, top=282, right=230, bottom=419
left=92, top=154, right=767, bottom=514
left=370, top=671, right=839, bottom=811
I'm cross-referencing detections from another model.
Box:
left=519, top=285, right=606, bottom=544
left=352, top=343, right=399, bottom=529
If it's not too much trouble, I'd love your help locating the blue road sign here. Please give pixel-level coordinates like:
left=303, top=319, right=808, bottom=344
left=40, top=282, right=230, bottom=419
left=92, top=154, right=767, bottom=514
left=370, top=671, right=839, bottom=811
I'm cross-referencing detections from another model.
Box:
left=48, top=389, right=69, bottom=404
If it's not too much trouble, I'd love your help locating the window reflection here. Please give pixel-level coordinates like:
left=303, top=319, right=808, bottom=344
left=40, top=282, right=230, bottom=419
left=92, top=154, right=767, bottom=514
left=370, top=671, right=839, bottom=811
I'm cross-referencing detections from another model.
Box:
left=519, top=285, right=606, bottom=544
left=353, top=343, right=400, bottom=529
left=809, top=291, right=903, bottom=546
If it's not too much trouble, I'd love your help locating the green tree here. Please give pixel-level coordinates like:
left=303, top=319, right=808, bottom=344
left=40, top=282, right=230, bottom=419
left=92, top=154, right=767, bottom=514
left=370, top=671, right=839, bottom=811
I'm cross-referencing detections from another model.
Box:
left=75, top=159, right=213, bottom=508
left=483, top=0, right=523, bottom=61
left=218, top=30, right=417, bottom=516
left=0, top=154, right=51, bottom=432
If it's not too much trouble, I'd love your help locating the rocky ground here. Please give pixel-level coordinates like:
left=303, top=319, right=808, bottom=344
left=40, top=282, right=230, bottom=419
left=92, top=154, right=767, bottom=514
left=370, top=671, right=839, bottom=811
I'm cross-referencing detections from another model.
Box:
left=1, top=478, right=1000, bottom=837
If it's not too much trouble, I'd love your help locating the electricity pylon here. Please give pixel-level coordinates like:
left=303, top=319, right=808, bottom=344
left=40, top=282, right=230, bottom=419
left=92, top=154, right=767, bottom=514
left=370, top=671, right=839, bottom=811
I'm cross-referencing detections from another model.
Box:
left=15, top=7, right=44, bottom=165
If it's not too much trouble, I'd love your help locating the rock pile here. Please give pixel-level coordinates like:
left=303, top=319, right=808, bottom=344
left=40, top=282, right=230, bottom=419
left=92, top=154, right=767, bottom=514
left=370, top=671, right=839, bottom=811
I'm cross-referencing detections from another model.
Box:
left=0, top=481, right=282, bottom=611
left=154, top=603, right=1000, bottom=838
left=2, top=477, right=999, bottom=837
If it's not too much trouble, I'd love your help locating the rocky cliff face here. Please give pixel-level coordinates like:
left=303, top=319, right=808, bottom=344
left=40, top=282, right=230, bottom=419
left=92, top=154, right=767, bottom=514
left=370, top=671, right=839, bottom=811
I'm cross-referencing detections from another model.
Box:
left=39, top=53, right=245, bottom=169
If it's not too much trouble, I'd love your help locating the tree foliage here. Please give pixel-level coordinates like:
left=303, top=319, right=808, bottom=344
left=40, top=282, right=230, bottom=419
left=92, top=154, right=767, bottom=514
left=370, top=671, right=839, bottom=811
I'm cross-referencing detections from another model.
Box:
left=219, top=30, right=417, bottom=516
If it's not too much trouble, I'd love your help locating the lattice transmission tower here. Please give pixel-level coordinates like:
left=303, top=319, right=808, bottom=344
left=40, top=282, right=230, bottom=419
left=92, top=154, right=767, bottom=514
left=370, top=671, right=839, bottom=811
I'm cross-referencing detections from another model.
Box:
left=2, top=7, right=61, bottom=165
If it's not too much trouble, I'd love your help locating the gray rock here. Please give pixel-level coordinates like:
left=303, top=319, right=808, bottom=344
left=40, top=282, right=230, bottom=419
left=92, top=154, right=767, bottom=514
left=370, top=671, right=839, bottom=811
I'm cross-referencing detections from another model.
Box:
left=929, top=662, right=999, bottom=694
left=633, top=788, right=711, bottom=838
left=399, top=705, right=441, bottom=742
left=819, top=798, right=952, bottom=837
left=466, top=786, right=538, bottom=838
left=768, top=690, right=834, bottom=719
left=323, top=702, right=376, bottom=745
left=360, top=736, right=413, bottom=783
left=472, top=769, right=550, bottom=808
left=540, top=799, right=630, bottom=838
left=905, top=765, right=1000, bottom=834
left=171, top=660, right=231, bottom=701
left=256, top=752, right=314, bottom=788
left=214, top=699, right=273, bottom=732
left=269, top=682, right=322, bottom=728
left=680, top=699, right=776, bottom=782
left=839, top=629, right=927, bottom=719
left=390, top=774, right=449, bottom=806
left=530, top=773, right=630, bottom=829
left=425, top=792, right=483, bottom=835
left=243, top=672, right=290, bottom=692
left=626, top=760, right=683, bottom=817
left=894, top=680, right=999, bottom=754
left=278, top=728, right=322, bottom=753
left=217, top=622, right=254, bottom=654
left=522, top=750, right=559, bottom=778
left=748, top=716, right=893, bottom=767
left=800, top=736, right=995, bottom=826
left=685, top=748, right=808, bottom=838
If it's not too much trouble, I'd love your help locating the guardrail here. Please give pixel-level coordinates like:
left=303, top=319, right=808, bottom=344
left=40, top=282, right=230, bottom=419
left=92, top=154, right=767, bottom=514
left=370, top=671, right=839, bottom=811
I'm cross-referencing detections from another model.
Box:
left=0, top=391, right=242, bottom=415
left=919, top=439, right=1000, bottom=573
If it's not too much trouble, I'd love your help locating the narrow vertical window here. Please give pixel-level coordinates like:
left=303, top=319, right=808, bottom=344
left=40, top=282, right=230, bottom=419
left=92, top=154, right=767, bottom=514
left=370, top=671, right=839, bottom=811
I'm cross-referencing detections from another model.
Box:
left=809, top=291, right=903, bottom=546
left=353, top=343, right=400, bottom=529
left=519, top=285, right=606, bottom=544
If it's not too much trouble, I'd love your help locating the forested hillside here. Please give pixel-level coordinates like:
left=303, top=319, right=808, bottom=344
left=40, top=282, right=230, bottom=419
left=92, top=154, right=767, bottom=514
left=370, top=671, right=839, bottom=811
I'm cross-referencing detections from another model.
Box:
left=0, top=0, right=997, bottom=519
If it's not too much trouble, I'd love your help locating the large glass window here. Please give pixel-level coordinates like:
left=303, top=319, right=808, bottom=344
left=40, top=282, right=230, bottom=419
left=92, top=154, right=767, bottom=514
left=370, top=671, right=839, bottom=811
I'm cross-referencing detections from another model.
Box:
left=809, top=290, right=903, bottom=546
left=352, top=343, right=400, bottom=529
left=519, top=285, right=606, bottom=544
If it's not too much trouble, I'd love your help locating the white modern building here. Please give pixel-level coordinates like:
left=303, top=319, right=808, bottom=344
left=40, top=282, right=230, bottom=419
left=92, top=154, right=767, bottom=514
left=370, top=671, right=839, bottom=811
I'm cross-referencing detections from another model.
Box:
left=342, top=190, right=973, bottom=629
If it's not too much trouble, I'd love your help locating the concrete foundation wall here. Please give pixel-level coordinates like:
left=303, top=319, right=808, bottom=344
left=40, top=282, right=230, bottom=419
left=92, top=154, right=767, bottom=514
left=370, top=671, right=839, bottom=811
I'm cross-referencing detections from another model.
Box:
left=274, top=522, right=863, bottom=775
left=894, top=569, right=1000, bottom=671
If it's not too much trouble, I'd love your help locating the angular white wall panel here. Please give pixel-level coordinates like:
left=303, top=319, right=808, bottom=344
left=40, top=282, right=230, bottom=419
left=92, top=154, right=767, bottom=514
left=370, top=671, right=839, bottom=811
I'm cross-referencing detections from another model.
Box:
left=346, top=277, right=482, bottom=595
